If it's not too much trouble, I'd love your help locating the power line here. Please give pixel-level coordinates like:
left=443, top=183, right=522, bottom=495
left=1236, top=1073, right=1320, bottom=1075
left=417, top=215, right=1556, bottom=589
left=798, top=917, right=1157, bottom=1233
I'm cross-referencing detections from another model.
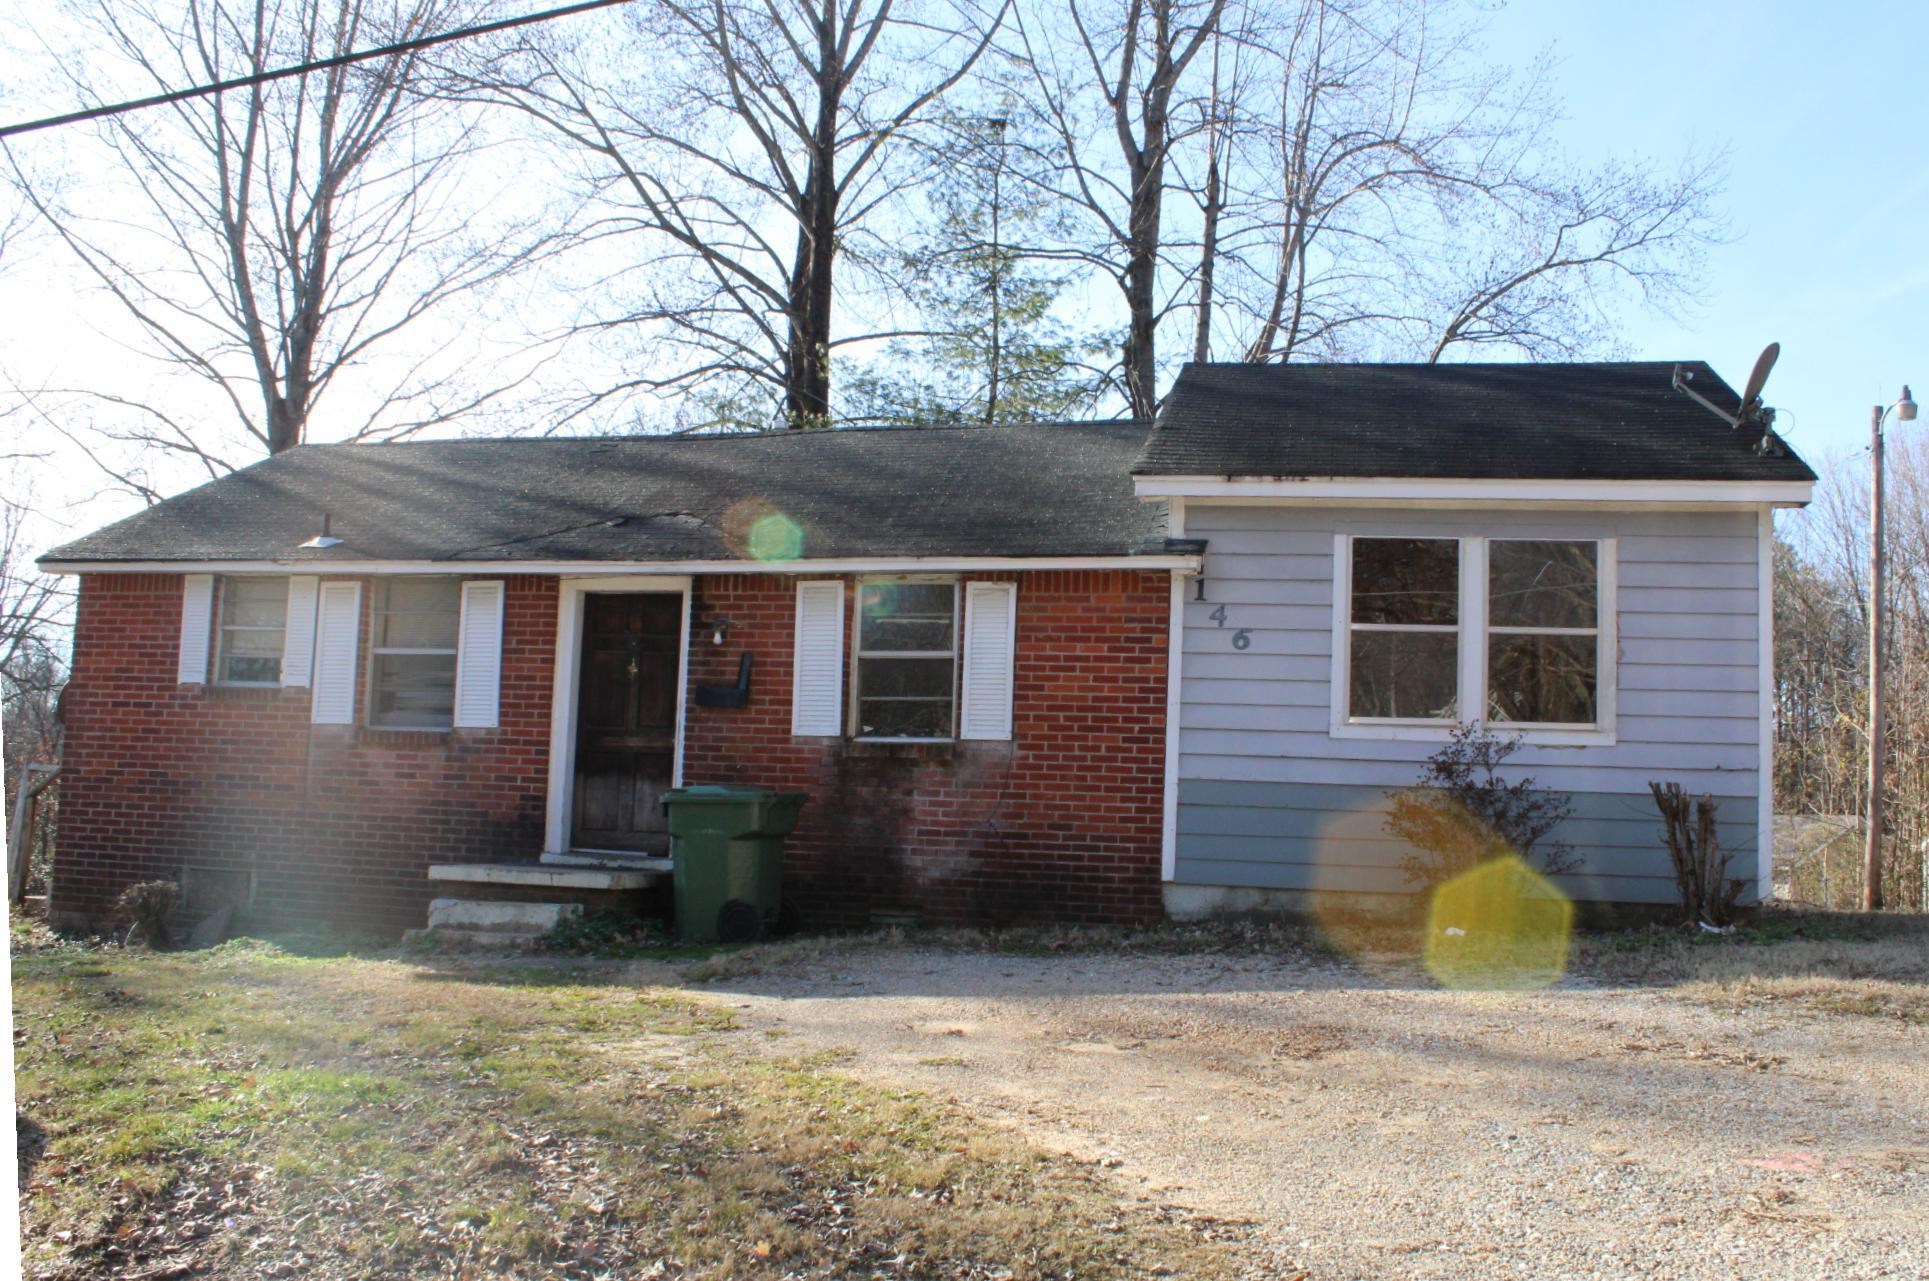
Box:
left=0, top=0, right=632, bottom=142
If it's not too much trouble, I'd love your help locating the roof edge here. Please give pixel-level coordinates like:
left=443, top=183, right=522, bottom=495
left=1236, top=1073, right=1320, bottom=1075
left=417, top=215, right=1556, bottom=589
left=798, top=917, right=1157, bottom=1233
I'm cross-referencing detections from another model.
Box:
left=1131, top=475, right=1815, bottom=505
left=38, top=552, right=1205, bottom=577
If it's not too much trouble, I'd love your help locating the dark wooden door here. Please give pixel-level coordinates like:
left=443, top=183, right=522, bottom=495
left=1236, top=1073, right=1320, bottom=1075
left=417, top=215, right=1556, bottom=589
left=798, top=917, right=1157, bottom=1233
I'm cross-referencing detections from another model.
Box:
left=572, top=593, right=682, bottom=853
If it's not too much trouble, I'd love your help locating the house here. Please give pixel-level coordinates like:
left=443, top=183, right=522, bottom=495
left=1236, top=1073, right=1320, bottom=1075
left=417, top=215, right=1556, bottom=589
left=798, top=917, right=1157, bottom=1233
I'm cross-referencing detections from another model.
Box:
left=37, top=361, right=1814, bottom=935
left=1137, top=362, right=1814, bottom=914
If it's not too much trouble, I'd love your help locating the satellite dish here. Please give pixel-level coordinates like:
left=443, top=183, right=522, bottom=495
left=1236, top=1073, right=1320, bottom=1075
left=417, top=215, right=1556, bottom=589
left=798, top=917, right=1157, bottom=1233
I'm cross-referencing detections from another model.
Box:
left=1737, top=342, right=1780, bottom=421
left=1673, top=342, right=1781, bottom=430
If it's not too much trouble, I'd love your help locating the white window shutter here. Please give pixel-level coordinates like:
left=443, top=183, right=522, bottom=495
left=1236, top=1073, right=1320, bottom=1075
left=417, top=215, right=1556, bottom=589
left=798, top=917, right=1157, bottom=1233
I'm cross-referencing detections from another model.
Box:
left=176, top=574, right=214, bottom=684
left=310, top=581, right=363, bottom=725
left=960, top=581, right=1018, bottom=740
left=280, top=576, right=320, bottom=687
left=791, top=580, right=845, bottom=736
left=453, top=580, right=505, bottom=729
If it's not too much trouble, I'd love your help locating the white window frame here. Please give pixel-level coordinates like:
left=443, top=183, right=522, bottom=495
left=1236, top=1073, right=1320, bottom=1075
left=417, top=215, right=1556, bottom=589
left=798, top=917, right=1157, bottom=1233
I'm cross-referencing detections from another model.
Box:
left=1330, top=534, right=1616, bottom=746
left=367, top=575, right=462, bottom=731
left=851, top=575, right=959, bottom=743
left=215, top=575, right=290, bottom=688
left=1335, top=536, right=1465, bottom=731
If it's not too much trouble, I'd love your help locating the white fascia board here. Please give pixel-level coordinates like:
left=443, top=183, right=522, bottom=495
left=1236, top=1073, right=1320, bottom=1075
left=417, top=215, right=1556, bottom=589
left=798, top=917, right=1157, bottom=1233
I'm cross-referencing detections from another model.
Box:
left=1132, top=475, right=1815, bottom=506
left=41, top=553, right=1205, bottom=577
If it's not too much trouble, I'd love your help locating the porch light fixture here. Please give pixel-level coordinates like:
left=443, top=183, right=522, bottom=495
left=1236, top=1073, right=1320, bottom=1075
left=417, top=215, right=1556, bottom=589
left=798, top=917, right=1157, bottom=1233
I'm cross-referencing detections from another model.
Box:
left=1865, top=384, right=1916, bottom=910
left=709, top=617, right=731, bottom=646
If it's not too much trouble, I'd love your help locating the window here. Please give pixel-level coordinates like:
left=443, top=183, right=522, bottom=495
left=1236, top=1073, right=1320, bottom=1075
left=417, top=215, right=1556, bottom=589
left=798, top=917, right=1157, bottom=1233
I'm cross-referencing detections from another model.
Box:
left=1487, top=539, right=1599, bottom=727
left=370, top=577, right=460, bottom=729
left=1337, top=534, right=1611, bottom=738
left=216, top=576, right=287, bottom=685
left=854, top=579, right=957, bottom=739
left=1346, top=538, right=1460, bottom=721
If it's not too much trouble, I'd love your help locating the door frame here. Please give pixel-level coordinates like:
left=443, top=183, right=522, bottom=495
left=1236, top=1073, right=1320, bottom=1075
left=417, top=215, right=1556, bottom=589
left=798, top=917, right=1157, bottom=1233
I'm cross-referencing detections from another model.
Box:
left=543, top=575, right=692, bottom=856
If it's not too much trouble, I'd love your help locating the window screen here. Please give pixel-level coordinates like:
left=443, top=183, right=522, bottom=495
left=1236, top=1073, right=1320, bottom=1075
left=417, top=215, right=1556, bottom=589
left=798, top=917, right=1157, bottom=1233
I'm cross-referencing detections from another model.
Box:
left=855, top=580, right=957, bottom=739
left=370, top=577, right=461, bottom=729
left=216, top=577, right=287, bottom=685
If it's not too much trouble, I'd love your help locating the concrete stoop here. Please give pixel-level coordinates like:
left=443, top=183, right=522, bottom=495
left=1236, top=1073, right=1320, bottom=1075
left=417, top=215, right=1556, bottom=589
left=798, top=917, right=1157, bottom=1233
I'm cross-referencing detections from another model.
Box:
left=405, top=897, right=583, bottom=950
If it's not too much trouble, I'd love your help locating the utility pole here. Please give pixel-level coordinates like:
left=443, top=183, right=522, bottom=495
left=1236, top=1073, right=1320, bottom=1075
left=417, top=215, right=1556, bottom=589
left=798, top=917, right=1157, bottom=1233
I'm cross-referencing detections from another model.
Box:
left=1865, top=385, right=1917, bottom=911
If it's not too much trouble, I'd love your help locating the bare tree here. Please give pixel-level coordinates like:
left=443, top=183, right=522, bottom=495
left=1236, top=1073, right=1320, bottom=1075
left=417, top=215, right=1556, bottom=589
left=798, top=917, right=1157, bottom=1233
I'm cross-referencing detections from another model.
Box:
left=1011, top=0, right=1226, bottom=419
left=5, top=0, right=559, bottom=473
left=1777, top=438, right=1929, bottom=911
left=1193, top=0, right=1720, bottom=366
left=469, top=0, right=1006, bottom=431
left=0, top=489, right=66, bottom=707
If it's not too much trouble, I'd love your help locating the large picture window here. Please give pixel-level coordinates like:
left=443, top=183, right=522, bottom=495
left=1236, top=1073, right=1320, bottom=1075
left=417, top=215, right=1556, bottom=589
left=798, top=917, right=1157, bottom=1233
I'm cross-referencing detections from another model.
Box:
left=216, top=576, right=288, bottom=686
left=1346, top=538, right=1460, bottom=721
left=1488, top=539, right=1599, bottom=726
left=855, top=579, right=957, bottom=739
left=370, top=577, right=460, bottom=729
left=1337, top=534, right=1611, bottom=738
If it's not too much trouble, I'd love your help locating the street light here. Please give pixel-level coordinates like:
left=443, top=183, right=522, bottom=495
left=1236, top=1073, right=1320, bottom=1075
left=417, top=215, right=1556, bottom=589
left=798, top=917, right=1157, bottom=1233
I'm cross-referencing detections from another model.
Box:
left=1865, top=383, right=1917, bottom=911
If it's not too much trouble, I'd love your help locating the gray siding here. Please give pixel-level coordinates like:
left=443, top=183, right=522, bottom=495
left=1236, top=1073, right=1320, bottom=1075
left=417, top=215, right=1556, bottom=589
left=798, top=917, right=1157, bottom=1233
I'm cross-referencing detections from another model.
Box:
left=1174, top=505, right=1764, bottom=903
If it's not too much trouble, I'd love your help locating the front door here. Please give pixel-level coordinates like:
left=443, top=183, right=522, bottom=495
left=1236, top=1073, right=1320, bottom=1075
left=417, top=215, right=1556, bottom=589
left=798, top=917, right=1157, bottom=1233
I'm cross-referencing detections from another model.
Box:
left=571, top=592, right=682, bottom=853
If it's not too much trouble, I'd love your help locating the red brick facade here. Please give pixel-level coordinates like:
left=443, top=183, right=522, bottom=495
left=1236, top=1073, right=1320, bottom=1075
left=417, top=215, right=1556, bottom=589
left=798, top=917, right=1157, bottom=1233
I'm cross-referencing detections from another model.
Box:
left=683, top=572, right=1169, bottom=927
left=51, top=568, right=1169, bottom=934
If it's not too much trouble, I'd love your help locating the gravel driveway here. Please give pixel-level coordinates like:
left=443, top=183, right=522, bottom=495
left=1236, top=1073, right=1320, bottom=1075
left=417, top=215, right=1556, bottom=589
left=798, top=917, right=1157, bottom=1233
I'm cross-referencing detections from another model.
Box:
left=704, top=946, right=1927, bottom=1280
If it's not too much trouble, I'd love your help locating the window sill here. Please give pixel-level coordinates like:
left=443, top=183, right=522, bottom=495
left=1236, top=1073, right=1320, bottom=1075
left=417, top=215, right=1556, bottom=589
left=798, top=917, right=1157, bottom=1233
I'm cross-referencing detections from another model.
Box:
left=357, top=725, right=454, bottom=748
left=843, top=738, right=958, bottom=761
left=206, top=684, right=296, bottom=702
left=1330, top=720, right=1615, bottom=748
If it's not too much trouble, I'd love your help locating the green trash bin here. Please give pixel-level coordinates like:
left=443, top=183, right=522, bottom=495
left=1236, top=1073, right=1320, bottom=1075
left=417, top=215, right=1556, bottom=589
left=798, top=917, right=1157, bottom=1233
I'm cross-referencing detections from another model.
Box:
left=661, top=785, right=808, bottom=944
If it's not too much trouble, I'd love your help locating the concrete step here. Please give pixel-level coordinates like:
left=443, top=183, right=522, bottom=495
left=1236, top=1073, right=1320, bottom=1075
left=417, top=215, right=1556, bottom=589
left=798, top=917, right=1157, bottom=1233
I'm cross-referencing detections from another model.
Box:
left=427, top=897, right=583, bottom=933
left=428, top=862, right=668, bottom=890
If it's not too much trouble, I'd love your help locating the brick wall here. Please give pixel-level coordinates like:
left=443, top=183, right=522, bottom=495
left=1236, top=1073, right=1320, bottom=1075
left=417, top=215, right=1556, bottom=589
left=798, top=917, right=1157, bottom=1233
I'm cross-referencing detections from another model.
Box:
left=51, top=573, right=558, bottom=935
left=683, top=571, right=1170, bottom=926
left=53, top=567, right=1170, bottom=934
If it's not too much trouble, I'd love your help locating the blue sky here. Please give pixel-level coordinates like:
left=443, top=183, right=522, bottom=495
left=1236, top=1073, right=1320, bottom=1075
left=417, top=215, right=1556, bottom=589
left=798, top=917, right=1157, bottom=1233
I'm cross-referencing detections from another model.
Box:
left=1483, top=0, right=1929, bottom=466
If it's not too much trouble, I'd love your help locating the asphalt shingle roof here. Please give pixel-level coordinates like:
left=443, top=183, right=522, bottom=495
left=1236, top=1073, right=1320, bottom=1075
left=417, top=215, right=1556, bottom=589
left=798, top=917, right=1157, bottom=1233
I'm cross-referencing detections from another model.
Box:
left=1134, top=361, right=1818, bottom=482
left=44, top=421, right=1167, bottom=566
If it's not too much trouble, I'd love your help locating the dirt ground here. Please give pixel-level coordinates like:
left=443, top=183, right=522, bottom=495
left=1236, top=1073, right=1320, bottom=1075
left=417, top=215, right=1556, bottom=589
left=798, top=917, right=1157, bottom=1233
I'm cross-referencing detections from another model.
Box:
left=696, top=943, right=1929, bottom=1281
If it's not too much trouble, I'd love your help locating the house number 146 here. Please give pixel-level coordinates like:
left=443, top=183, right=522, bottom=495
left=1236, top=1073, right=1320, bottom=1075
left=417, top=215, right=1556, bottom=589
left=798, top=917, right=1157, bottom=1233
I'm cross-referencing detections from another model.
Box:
left=1208, top=605, right=1251, bottom=651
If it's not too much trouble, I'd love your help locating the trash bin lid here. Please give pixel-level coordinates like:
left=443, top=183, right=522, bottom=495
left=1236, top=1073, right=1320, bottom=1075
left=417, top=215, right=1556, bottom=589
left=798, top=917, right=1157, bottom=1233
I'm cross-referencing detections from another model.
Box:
left=662, top=785, right=807, bottom=804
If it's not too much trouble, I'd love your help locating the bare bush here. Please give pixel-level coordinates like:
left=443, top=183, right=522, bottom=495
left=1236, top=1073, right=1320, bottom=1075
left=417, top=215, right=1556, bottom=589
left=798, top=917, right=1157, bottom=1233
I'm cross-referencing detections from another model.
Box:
left=1385, top=724, right=1575, bottom=889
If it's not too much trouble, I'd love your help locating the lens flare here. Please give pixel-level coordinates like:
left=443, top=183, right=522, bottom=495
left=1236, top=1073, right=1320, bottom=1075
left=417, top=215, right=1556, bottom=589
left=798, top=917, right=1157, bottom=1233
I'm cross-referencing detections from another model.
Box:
left=747, top=512, right=803, bottom=562
left=721, top=498, right=804, bottom=563
left=1424, top=854, right=1574, bottom=990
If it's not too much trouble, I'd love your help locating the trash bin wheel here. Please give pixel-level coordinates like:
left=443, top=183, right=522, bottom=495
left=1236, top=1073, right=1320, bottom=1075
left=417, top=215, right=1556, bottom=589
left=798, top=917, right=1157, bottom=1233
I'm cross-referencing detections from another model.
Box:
left=716, top=898, right=766, bottom=944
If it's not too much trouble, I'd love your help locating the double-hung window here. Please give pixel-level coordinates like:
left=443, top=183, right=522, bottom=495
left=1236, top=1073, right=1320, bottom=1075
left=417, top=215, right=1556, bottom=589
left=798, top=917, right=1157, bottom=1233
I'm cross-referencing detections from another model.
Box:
left=1345, top=538, right=1461, bottom=721
left=1338, top=535, right=1609, bottom=737
left=1486, top=539, right=1600, bottom=728
left=854, top=579, right=958, bottom=740
left=369, top=577, right=461, bottom=729
left=216, top=576, right=289, bottom=686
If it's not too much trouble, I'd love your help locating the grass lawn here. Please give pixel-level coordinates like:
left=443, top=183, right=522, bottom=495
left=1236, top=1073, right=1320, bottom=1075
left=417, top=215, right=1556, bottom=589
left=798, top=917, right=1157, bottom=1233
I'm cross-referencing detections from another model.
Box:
left=12, top=930, right=1241, bottom=1281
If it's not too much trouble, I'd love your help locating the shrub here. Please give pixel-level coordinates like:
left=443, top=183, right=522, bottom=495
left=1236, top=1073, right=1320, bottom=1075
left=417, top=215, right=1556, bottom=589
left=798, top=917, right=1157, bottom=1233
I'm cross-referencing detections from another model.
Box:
left=114, top=879, right=179, bottom=949
left=1385, top=725, right=1577, bottom=888
left=1649, top=782, right=1746, bottom=928
left=538, top=909, right=670, bottom=956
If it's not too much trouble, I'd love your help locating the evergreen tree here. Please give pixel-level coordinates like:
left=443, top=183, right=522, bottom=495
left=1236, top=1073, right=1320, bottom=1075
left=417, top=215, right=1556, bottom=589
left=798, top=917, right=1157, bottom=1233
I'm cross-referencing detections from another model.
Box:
left=846, top=116, right=1109, bottom=426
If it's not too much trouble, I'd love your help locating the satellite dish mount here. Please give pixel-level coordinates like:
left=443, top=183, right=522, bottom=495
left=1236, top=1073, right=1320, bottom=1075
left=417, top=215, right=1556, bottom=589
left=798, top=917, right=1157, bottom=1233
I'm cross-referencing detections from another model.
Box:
left=1673, top=342, right=1785, bottom=456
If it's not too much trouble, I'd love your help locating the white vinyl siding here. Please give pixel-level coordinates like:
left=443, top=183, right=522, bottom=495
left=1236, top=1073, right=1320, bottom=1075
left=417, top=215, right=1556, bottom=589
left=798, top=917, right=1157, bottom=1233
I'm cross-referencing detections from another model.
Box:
left=452, top=580, right=505, bottom=729
left=1173, top=505, right=1762, bottom=905
left=310, top=581, right=363, bottom=724
left=791, top=580, right=846, bottom=736
left=176, top=574, right=215, bottom=684
left=959, top=581, right=1017, bottom=740
left=280, top=576, right=320, bottom=687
